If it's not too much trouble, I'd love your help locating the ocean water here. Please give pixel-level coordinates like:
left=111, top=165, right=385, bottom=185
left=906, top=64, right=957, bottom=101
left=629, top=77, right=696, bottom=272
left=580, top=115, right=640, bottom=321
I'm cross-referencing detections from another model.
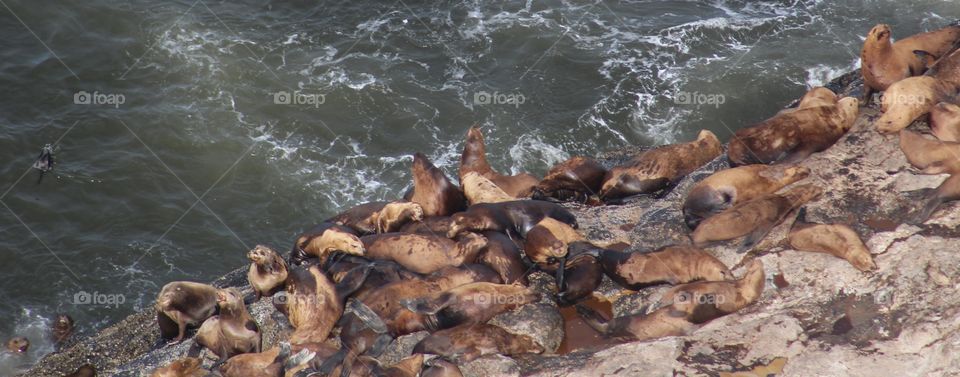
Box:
left=0, top=0, right=957, bottom=373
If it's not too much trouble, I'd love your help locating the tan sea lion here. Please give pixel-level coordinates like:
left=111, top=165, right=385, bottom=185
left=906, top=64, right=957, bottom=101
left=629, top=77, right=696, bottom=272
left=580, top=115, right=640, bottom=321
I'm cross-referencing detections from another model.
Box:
left=51, top=313, right=74, bottom=347
left=522, top=217, right=583, bottom=266
left=217, top=342, right=320, bottom=377
left=459, top=127, right=539, bottom=197
left=593, top=245, right=733, bottom=290
left=150, top=357, right=205, bottom=377
left=5, top=336, right=28, bottom=353
left=476, top=231, right=529, bottom=285
left=876, top=76, right=955, bottom=133
left=530, top=156, right=608, bottom=203
left=692, top=184, right=823, bottom=251
left=247, top=245, right=288, bottom=300
left=196, top=288, right=261, bottom=359
left=728, top=96, right=859, bottom=166
left=861, top=23, right=960, bottom=100
left=402, top=282, right=539, bottom=331
left=285, top=264, right=369, bottom=345
left=361, top=232, right=488, bottom=274
left=64, top=364, right=96, bottom=377
left=787, top=208, right=877, bottom=272
left=156, top=281, right=219, bottom=342
left=931, top=102, right=960, bottom=141
left=600, top=130, right=722, bottom=201
left=327, top=201, right=424, bottom=235
left=574, top=299, right=703, bottom=342
left=683, top=164, right=811, bottom=229
left=413, top=323, right=543, bottom=363
left=660, top=259, right=766, bottom=321
left=898, top=129, right=960, bottom=174
left=290, top=223, right=365, bottom=266
left=447, top=200, right=578, bottom=238
left=406, top=152, right=467, bottom=217
left=422, top=359, right=463, bottom=377
left=462, top=171, right=515, bottom=205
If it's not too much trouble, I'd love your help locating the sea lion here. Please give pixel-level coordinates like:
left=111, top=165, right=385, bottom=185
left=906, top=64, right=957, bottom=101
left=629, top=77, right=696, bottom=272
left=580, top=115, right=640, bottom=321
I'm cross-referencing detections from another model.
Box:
left=459, top=127, right=539, bottom=197
left=413, top=323, right=543, bottom=363
left=898, top=129, right=960, bottom=174
left=446, top=200, right=578, bottom=239
left=530, top=156, right=607, bottom=203
left=405, top=152, right=467, bottom=217
left=156, top=281, right=219, bottom=342
left=64, top=364, right=96, bottom=377
left=422, top=359, right=463, bottom=377
left=195, top=288, right=261, bottom=359
left=285, top=264, right=369, bottom=344
left=218, top=342, right=321, bottom=377
left=660, top=259, right=766, bottom=322
left=931, top=102, right=960, bottom=142
left=692, top=184, right=823, bottom=251
left=476, top=231, right=529, bottom=285
left=327, top=201, right=424, bottom=235
left=728, top=96, right=859, bottom=166
left=787, top=208, right=877, bottom=272
left=5, top=336, right=28, bottom=353
left=348, top=354, right=424, bottom=377
left=522, top=217, right=584, bottom=288
left=360, top=232, right=488, bottom=274
left=290, top=222, right=365, bottom=266
left=593, top=245, right=733, bottom=290
left=323, top=255, right=419, bottom=299
left=876, top=76, right=955, bottom=133
left=600, top=130, right=722, bottom=201
left=462, top=171, right=515, bottom=205
left=150, top=357, right=205, bottom=377
left=552, top=243, right=604, bottom=306
left=574, top=299, right=702, bottom=342
left=911, top=173, right=960, bottom=224
left=399, top=215, right=454, bottom=236
left=682, top=164, right=811, bottom=229
left=402, top=282, right=539, bottom=331
left=247, top=245, right=288, bottom=300
left=51, top=313, right=74, bottom=347
left=861, top=23, right=960, bottom=100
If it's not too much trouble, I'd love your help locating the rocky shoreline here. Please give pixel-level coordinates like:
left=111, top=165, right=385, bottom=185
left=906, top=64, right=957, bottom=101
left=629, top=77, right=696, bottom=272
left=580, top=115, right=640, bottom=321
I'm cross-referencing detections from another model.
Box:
left=24, top=69, right=960, bottom=377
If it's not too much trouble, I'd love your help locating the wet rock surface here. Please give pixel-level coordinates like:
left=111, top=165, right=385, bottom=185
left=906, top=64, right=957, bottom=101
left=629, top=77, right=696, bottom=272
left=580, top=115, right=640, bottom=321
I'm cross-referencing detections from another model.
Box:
left=22, top=70, right=960, bottom=376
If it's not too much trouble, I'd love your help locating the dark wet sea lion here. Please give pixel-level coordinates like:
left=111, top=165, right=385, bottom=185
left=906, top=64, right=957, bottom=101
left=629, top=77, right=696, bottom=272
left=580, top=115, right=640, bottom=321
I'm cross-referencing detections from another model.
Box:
left=787, top=208, right=876, bottom=272
left=593, top=245, right=733, bottom=290
left=413, top=323, right=543, bottom=363
left=65, top=364, right=97, bottom=377
left=459, top=127, right=539, bottom=197
left=600, top=130, right=722, bottom=201
left=861, top=23, right=960, bottom=100
left=446, top=200, right=578, bottom=238
left=324, top=254, right=419, bottom=299
left=899, top=129, right=960, bottom=174
left=5, top=336, right=28, bottom=353
left=462, top=171, right=515, bottom=205
left=552, top=243, right=604, bottom=306
left=150, top=357, right=205, bottom=377
left=327, top=201, right=424, bottom=235
left=682, top=164, right=810, bottom=229
left=692, top=184, right=823, bottom=251
left=285, top=264, right=370, bottom=345
left=660, top=259, right=766, bottom=321
left=728, top=96, right=858, bottom=166
left=156, top=281, right=219, bottom=342
left=476, top=231, right=528, bottom=285
left=911, top=173, right=960, bottom=224
left=361, top=232, right=488, bottom=274
left=530, top=156, right=607, bottom=203
left=931, top=102, right=960, bottom=142
left=405, top=152, right=467, bottom=217
left=402, top=282, right=539, bottom=331
left=290, top=222, right=365, bottom=266
left=196, top=288, right=261, bottom=359
left=421, top=359, right=464, bottom=377
left=51, top=313, right=74, bottom=347
left=247, top=245, right=288, bottom=300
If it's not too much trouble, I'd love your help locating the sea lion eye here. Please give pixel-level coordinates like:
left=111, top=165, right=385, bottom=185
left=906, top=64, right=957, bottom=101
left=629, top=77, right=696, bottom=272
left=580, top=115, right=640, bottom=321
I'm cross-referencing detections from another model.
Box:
left=547, top=257, right=558, bottom=264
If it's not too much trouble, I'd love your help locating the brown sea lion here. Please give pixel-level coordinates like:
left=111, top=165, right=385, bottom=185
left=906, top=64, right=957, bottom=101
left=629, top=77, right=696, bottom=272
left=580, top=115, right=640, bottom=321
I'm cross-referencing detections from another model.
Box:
left=405, top=152, right=467, bottom=217
left=660, top=259, right=766, bottom=321
left=398, top=215, right=454, bottom=236
left=5, top=336, right=28, bottom=353
left=476, top=231, right=529, bottom=285
left=327, top=201, right=424, bottom=235
left=876, top=76, right=955, bottom=133
left=413, top=323, right=543, bottom=363
left=600, top=130, right=722, bottom=201
left=156, top=281, right=219, bottom=342
left=931, top=102, right=960, bottom=141
left=522, top=217, right=584, bottom=288
left=552, top=242, right=605, bottom=306
left=324, top=255, right=419, bottom=299
left=64, top=364, right=96, bottom=377
left=574, top=299, right=702, bottom=342
left=402, top=282, right=539, bottom=331
left=593, top=245, right=733, bottom=290
left=462, top=171, right=515, bottom=205
left=446, top=200, right=578, bottom=238
left=285, top=264, right=370, bottom=345
left=348, top=354, right=424, bottom=377
left=787, top=208, right=877, bottom=272
left=51, top=313, right=74, bottom=347
left=247, top=245, right=288, bottom=300
left=361, top=232, right=488, bottom=274
left=530, top=156, right=607, bottom=203
left=290, top=222, right=365, bottom=266
left=150, top=357, right=205, bottom=377
left=728, top=96, right=859, bottom=166
left=459, top=127, right=539, bottom=197
left=861, top=23, right=960, bottom=100
left=682, top=164, right=811, bottom=229
left=692, top=184, right=823, bottom=251
left=422, top=359, right=463, bottom=377
left=911, top=173, right=960, bottom=224
left=196, top=288, right=261, bottom=359
left=898, top=129, right=960, bottom=174
left=218, top=342, right=321, bottom=377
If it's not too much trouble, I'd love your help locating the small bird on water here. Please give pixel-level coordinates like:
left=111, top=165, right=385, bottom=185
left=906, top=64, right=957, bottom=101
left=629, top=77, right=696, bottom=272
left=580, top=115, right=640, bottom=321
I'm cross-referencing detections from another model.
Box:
left=32, top=143, right=55, bottom=183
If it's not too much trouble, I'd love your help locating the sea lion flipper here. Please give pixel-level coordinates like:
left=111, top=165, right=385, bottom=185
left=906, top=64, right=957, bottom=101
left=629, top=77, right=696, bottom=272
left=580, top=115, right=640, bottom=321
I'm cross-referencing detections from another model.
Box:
left=738, top=223, right=777, bottom=254
left=335, top=264, right=373, bottom=301
left=284, top=348, right=317, bottom=371
left=910, top=195, right=944, bottom=225
left=347, top=299, right=388, bottom=334
left=574, top=304, right=609, bottom=334
left=367, top=333, right=394, bottom=358
left=401, top=293, right=453, bottom=315
left=913, top=50, right=937, bottom=69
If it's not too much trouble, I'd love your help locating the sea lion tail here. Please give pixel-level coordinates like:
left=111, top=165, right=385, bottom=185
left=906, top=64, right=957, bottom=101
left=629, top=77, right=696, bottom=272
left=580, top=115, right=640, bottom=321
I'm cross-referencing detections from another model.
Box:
left=574, top=304, right=609, bottom=334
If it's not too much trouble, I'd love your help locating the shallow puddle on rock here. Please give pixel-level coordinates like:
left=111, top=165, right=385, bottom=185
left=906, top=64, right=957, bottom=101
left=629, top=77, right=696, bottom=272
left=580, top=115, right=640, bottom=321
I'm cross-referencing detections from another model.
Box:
left=556, top=295, right=620, bottom=354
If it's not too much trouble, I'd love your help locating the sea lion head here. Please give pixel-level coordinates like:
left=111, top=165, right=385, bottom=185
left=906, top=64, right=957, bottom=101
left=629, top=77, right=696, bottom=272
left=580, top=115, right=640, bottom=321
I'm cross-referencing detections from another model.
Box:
left=461, top=127, right=487, bottom=168
left=318, top=229, right=365, bottom=258
left=599, top=169, right=654, bottom=201
left=781, top=165, right=811, bottom=182
left=373, top=201, right=424, bottom=233
left=248, top=245, right=282, bottom=269
left=54, top=313, right=74, bottom=333
left=835, top=97, right=860, bottom=131
left=6, top=337, right=29, bottom=353
left=867, top=24, right=891, bottom=42
left=216, top=288, right=243, bottom=308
